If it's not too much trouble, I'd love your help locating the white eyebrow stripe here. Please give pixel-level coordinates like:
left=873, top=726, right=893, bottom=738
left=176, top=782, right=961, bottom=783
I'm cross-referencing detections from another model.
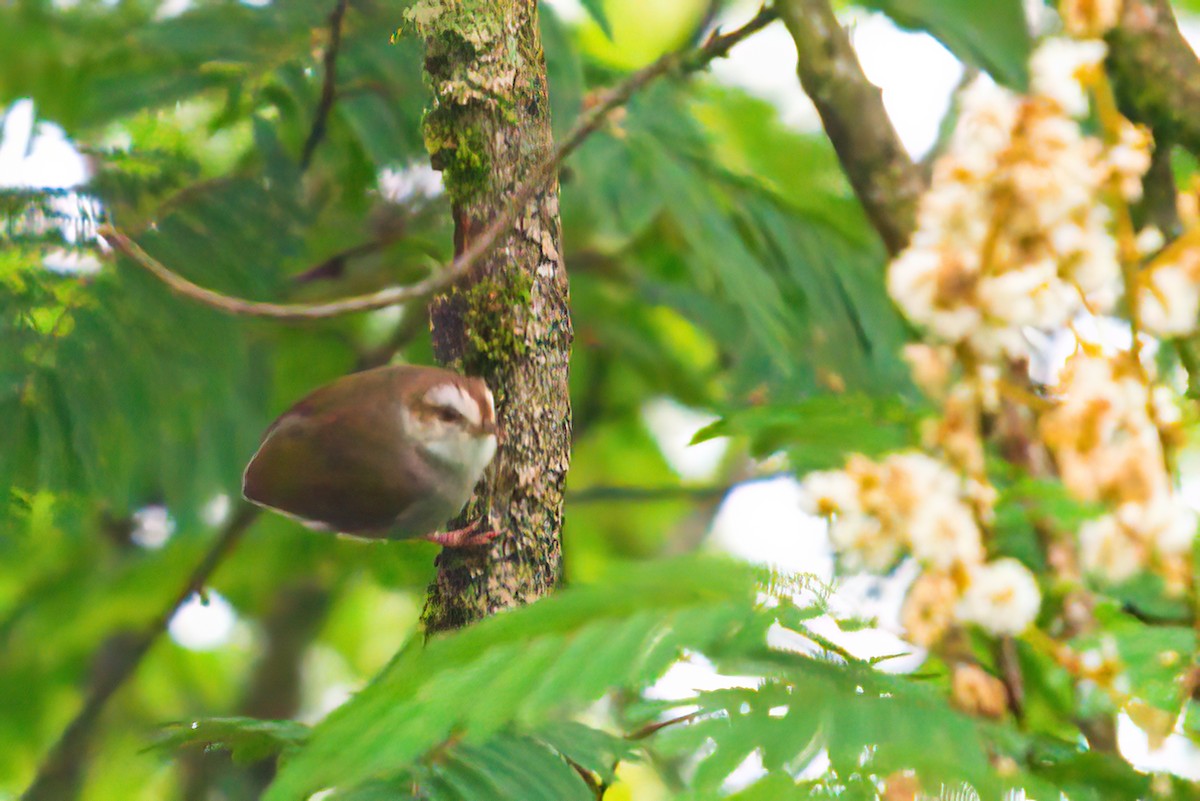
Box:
left=424, top=383, right=481, bottom=426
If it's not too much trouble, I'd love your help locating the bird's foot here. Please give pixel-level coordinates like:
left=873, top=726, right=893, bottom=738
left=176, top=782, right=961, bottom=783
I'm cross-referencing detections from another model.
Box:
left=425, top=520, right=500, bottom=548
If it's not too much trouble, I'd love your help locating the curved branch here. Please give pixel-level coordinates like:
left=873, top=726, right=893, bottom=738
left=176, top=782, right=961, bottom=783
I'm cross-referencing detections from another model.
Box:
left=98, top=225, right=473, bottom=320
left=779, top=0, right=923, bottom=256
left=100, top=6, right=778, bottom=321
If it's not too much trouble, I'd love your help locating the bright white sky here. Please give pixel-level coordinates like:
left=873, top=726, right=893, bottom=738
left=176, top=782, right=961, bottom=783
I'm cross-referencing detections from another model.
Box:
left=5, top=0, right=1200, bottom=784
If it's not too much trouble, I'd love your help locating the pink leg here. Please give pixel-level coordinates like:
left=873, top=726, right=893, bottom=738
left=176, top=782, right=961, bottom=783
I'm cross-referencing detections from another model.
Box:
left=424, top=520, right=501, bottom=548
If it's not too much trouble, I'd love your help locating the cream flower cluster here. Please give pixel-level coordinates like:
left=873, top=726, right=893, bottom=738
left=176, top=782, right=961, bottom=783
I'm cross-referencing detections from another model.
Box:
left=1138, top=232, right=1200, bottom=337
left=799, top=453, right=1041, bottom=639
left=887, top=38, right=1150, bottom=361
left=1060, top=0, right=1122, bottom=38
left=798, top=452, right=983, bottom=571
left=1039, top=352, right=1171, bottom=503
left=1040, top=351, right=1196, bottom=583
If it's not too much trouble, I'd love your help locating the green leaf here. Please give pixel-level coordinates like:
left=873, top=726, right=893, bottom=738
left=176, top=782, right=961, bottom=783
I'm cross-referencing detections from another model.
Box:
left=692, top=394, right=919, bottom=471
left=579, top=0, right=614, bottom=39
left=151, top=717, right=310, bottom=766
left=1076, top=608, right=1197, bottom=715
left=536, top=721, right=636, bottom=784
left=1014, top=640, right=1078, bottom=741
left=725, top=772, right=812, bottom=800
left=568, top=81, right=914, bottom=398
left=857, top=0, right=1032, bottom=89
left=655, top=654, right=1005, bottom=797
left=1025, top=738, right=1152, bottom=800
left=263, top=556, right=763, bottom=800
left=1106, top=573, right=1191, bottom=622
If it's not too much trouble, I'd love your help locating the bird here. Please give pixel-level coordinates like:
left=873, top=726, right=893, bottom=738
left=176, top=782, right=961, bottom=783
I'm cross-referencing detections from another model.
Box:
left=242, top=364, right=500, bottom=547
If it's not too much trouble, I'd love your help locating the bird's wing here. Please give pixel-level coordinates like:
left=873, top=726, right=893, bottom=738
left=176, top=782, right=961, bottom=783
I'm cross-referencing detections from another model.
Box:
left=242, top=369, right=427, bottom=533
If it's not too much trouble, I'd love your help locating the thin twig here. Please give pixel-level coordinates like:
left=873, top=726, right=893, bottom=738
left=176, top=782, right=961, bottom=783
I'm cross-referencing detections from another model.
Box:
left=566, top=471, right=791, bottom=504
left=301, top=0, right=350, bottom=169
left=21, top=503, right=260, bottom=801
left=567, top=484, right=729, bottom=503
left=563, top=754, right=606, bottom=800
left=793, top=623, right=865, bottom=664
left=996, top=635, right=1025, bottom=722
left=100, top=6, right=779, bottom=320
left=626, top=711, right=700, bottom=740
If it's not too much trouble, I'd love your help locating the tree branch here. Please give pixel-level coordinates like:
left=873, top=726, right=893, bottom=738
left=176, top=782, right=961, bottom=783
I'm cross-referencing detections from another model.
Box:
left=99, top=6, right=778, bottom=321
left=566, top=471, right=790, bottom=504
left=778, top=0, right=923, bottom=256
left=300, top=0, right=350, bottom=169
left=1108, top=0, right=1200, bottom=158
left=182, top=581, right=332, bottom=800
left=566, top=484, right=732, bottom=504
left=21, top=503, right=260, bottom=801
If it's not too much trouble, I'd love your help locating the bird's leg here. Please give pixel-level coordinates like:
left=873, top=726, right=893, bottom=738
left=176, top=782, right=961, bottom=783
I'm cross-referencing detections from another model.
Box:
left=424, top=519, right=500, bottom=548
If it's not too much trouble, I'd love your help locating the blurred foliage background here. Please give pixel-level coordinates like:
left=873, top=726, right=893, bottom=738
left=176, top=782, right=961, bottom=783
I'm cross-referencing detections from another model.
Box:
left=4, top=0, right=1200, bottom=799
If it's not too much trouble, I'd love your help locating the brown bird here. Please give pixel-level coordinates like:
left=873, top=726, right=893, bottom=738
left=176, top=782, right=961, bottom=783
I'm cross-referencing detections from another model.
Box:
left=242, top=365, right=499, bottom=547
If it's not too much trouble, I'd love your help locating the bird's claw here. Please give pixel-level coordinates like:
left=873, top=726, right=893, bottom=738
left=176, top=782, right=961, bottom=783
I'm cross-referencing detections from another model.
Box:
left=425, top=520, right=500, bottom=548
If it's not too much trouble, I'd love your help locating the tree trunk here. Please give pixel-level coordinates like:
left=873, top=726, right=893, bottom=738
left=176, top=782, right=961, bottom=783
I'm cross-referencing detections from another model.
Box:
left=412, top=0, right=571, bottom=633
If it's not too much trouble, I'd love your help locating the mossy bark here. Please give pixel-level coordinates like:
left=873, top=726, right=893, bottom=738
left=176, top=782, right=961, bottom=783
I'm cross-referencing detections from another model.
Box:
left=408, top=0, right=570, bottom=633
left=1108, top=0, right=1200, bottom=158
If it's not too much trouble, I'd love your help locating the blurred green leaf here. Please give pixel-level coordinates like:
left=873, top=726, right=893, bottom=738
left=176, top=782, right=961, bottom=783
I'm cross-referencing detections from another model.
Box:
left=264, top=556, right=763, bottom=799
left=692, top=394, right=919, bottom=471
left=151, top=717, right=310, bottom=766
left=1077, top=607, right=1197, bottom=715
left=536, top=721, right=636, bottom=784
left=579, top=0, right=614, bottom=39
left=1106, top=573, right=1191, bottom=623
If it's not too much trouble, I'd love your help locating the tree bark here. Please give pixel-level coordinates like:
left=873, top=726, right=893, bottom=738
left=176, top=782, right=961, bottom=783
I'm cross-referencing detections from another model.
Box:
left=410, top=0, right=571, bottom=633
left=1108, top=0, right=1200, bottom=158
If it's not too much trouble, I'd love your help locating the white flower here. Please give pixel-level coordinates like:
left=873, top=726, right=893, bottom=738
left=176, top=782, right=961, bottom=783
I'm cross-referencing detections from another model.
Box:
left=902, top=571, right=959, bottom=647
left=902, top=343, right=954, bottom=398
left=1061, top=0, right=1122, bottom=37
left=886, top=452, right=962, bottom=497
left=908, top=496, right=985, bottom=570
left=887, top=246, right=982, bottom=343
left=1120, top=494, right=1198, bottom=556
left=954, top=80, right=1020, bottom=171
left=1040, top=352, right=1168, bottom=504
left=800, top=453, right=985, bottom=577
left=1061, top=208, right=1122, bottom=307
left=798, top=470, right=860, bottom=516
left=829, top=513, right=902, bottom=573
left=1079, top=514, right=1144, bottom=581
left=1150, top=386, right=1182, bottom=428
left=979, top=260, right=1059, bottom=327
left=1136, top=227, right=1164, bottom=257
left=955, top=559, right=1042, bottom=636
left=1031, top=38, right=1106, bottom=117
left=887, top=74, right=1121, bottom=361
left=1108, top=120, right=1152, bottom=201
left=1140, top=262, right=1200, bottom=337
